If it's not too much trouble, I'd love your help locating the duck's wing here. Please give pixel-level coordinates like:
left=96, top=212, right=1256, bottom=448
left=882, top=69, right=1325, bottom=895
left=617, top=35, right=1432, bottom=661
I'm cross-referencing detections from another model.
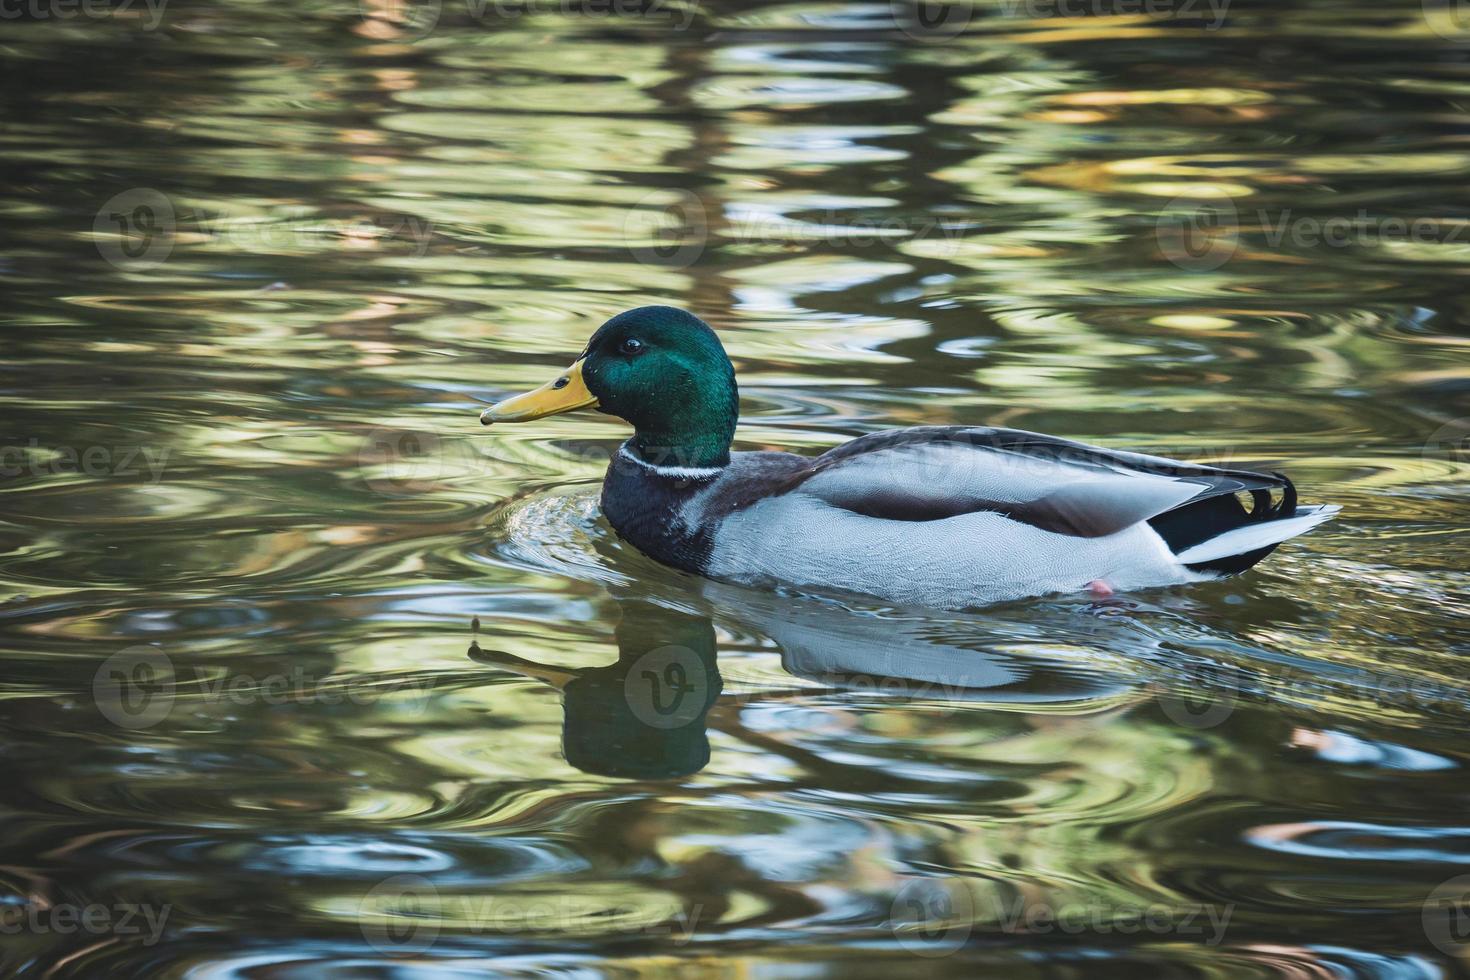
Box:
left=780, top=426, right=1298, bottom=540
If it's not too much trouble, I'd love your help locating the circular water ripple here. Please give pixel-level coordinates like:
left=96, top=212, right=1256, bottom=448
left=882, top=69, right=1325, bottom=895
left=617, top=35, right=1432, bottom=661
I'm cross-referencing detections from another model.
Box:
left=1248, top=820, right=1470, bottom=865
left=29, top=744, right=451, bottom=828
left=471, top=486, right=643, bottom=588
left=92, top=833, right=585, bottom=885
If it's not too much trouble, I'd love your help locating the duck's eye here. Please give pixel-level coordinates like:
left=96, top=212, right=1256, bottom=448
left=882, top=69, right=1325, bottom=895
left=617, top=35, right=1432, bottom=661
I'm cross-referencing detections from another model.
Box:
left=619, top=338, right=644, bottom=355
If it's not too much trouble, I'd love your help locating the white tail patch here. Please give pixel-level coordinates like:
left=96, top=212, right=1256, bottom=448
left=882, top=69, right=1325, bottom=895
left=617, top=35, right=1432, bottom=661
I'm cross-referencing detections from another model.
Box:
left=1174, top=504, right=1340, bottom=565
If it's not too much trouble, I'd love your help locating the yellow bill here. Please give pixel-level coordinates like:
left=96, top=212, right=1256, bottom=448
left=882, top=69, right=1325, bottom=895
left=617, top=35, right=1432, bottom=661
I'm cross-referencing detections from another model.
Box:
left=480, top=358, right=598, bottom=425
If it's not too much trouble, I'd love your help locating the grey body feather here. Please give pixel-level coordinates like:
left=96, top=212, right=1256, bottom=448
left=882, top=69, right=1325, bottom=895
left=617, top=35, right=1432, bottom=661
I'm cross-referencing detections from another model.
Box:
left=600, top=426, right=1336, bottom=608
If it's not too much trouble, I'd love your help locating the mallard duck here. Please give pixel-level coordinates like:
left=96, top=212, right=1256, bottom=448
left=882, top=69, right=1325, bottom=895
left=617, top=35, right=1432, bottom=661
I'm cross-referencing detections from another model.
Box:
left=480, top=306, right=1338, bottom=608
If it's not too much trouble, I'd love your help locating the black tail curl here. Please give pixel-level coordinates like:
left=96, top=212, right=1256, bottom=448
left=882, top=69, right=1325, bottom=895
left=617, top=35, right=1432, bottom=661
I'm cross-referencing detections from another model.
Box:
left=1148, top=472, right=1300, bottom=577
left=1245, top=473, right=1297, bottom=523
left=1274, top=472, right=1298, bottom=518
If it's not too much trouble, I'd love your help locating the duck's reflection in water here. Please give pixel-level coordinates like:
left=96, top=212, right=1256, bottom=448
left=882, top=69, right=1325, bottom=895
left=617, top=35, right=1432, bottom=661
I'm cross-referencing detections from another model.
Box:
left=471, top=597, right=723, bottom=779
left=471, top=581, right=1126, bottom=780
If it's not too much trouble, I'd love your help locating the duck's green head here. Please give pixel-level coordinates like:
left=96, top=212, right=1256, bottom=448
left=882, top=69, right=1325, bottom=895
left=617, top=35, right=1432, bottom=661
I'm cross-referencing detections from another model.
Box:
left=480, top=306, right=738, bottom=469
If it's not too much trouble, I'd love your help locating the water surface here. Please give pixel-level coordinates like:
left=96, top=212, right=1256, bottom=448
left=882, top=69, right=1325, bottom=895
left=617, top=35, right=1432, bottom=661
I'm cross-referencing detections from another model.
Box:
left=2, top=0, right=1469, bottom=975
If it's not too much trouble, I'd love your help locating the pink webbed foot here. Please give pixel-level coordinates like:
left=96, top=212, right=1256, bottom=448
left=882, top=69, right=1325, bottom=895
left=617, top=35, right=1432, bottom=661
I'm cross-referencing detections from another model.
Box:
left=1087, top=579, right=1115, bottom=598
